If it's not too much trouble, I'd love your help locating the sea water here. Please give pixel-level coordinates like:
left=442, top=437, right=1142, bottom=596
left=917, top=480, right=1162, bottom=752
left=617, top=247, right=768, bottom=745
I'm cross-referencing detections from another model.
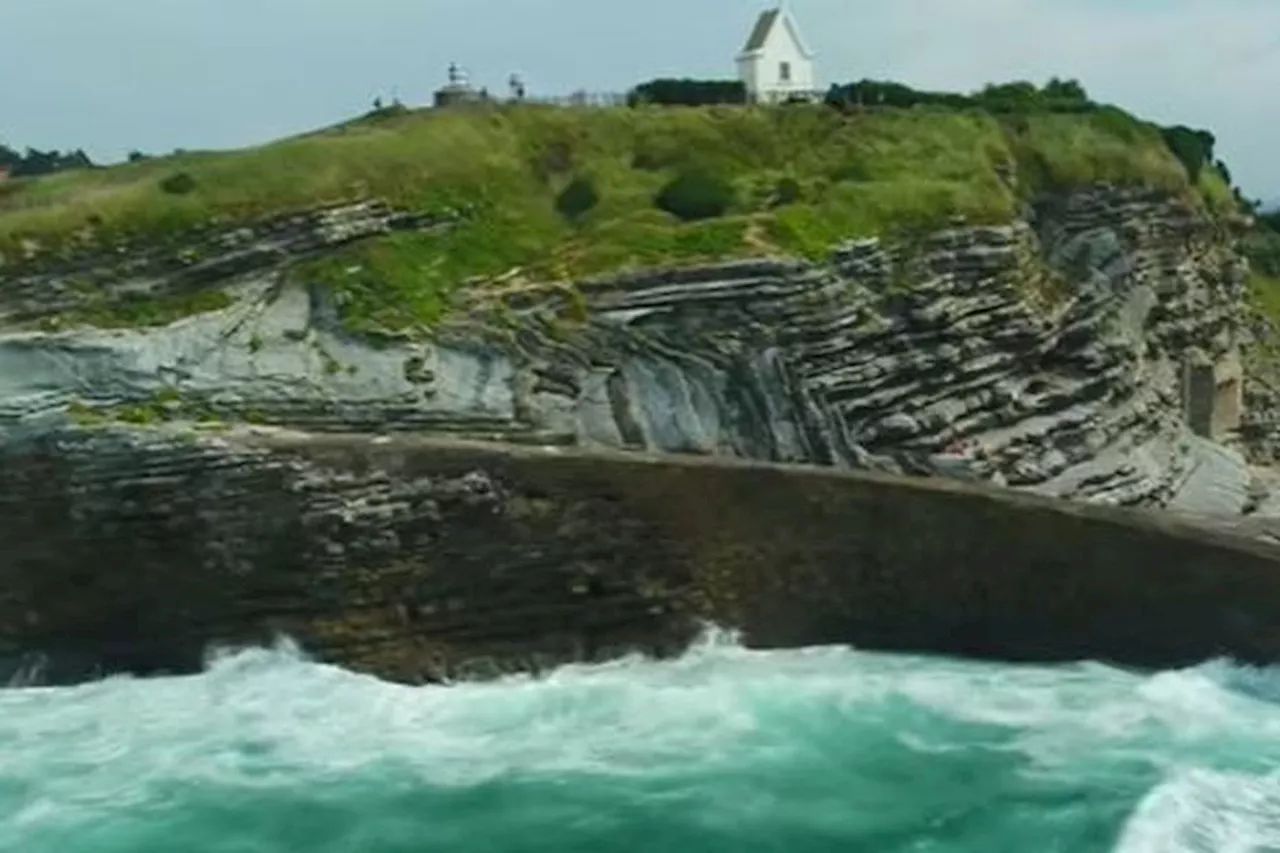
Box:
left=2, top=631, right=1279, bottom=852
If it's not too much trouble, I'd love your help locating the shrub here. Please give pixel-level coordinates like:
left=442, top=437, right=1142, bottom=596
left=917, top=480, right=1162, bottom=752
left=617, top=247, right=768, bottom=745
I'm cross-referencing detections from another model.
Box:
left=631, top=149, right=665, bottom=171
left=532, top=139, right=575, bottom=181
left=159, top=172, right=197, bottom=195
left=824, top=79, right=970, bottom=110
left=556, top=176, right=600, bottom=221
left=1244, top=228, right=1280, bottom=277
left=823, top=77, right=1094, bottom=114
left=773, top=176, right=803, bottom=206
left=627, top=78, right=746, bottom=108
left=655, top=171, right=735, bottom=221
left=1159, top=125, right=1215, bottom=182
left=829, top=162, right=872, bottom=183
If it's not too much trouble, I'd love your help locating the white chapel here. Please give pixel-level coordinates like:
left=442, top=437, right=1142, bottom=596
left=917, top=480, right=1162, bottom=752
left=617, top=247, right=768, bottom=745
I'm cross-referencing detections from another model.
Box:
left=735, top=4, right=817, bottom=103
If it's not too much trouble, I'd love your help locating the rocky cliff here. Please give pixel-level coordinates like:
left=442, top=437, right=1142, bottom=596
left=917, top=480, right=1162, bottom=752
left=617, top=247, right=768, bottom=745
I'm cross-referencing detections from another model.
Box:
left=5, top=429, right=1280, bottom=687
left=0, top=185, right=1257, bottom=514
left=1, top=103, right=1276, bottom=684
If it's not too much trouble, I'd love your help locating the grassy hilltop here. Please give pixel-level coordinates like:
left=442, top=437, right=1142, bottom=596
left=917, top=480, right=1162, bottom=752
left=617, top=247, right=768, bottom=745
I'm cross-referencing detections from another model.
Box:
left=0, top=95, right=1238, bottom=334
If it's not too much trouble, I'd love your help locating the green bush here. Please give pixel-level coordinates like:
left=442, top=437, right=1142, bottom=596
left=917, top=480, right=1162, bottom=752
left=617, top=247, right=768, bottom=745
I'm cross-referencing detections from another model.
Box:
left=1244, top=229, right=1280, bottom=277
left=655, top=171, right=735, bottom=221
left=823, top=77, right=1094, bottom=114
left=556, top=176, right=600, bottom=221
left=631, top=149, right=665, bottom=171
left=532, top=139, right=575, bottom=181
left=628, top=78, right=746, bottom=108
left=774, top=176, right=803, bottom=206
left=1159, top=125, right=1215, bottom=182
left=159, top=172, right=197, bottom=195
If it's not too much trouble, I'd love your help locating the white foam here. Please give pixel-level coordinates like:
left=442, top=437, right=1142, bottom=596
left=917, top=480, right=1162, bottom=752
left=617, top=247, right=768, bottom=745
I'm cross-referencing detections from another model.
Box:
left=1115, top=768, right=1280, bottom=853
left=3, top=631, right=1280, bottom=849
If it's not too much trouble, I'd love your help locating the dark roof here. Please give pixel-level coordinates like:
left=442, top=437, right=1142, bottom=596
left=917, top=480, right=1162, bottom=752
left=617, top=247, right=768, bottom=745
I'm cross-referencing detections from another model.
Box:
left=741, top=8, right=780, bottom=52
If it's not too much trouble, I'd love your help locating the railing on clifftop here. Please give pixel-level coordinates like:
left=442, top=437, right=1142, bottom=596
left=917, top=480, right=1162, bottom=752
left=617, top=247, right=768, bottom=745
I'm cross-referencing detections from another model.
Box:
left=431, top=88, right=830, bottom=110
left=520, top=91, right=629, bottom=108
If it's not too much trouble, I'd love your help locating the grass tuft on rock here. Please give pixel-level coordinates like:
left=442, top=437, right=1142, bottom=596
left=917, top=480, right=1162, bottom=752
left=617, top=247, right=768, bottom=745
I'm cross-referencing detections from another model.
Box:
left=38, top=289, right=235, bottom=331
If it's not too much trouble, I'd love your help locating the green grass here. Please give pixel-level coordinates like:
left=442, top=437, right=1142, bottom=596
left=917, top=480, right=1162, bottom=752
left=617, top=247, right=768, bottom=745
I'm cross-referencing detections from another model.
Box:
left=37, top=289, right=234, bottom=331
left=1246, top=272, right=1280, bottom=368
left=66, top=387, right=221, bottom=428
left=0, top=102, right=1219, bottom=334
left=1249, top=273, right=1280, bottom=326
left=1197, top=168, right=1237, bottom=215
left=998, top=108, right=1188, bottom=193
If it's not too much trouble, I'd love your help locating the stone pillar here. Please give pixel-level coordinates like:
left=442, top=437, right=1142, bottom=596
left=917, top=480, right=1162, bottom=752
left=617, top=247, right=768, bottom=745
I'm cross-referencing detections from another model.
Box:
left=1211, top=350, right=1243, bottom=439
left=1183, top=349, right=1216, bottom=438
left=1183, top=348, right=1244, bottom=440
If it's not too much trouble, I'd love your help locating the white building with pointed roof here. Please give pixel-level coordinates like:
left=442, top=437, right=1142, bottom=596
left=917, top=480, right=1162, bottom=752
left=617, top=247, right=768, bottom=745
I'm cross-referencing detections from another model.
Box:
left=736, top=4, right=817, bottom=104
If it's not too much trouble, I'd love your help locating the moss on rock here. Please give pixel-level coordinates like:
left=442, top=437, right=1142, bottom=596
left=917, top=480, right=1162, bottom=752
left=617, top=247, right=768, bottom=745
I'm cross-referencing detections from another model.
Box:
left=39, top=289, right=234, bottom=331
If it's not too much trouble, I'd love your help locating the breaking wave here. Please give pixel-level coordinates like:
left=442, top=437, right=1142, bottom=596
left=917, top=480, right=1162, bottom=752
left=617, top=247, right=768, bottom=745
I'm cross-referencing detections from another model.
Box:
left=3, top=631, right=1280, bottom=852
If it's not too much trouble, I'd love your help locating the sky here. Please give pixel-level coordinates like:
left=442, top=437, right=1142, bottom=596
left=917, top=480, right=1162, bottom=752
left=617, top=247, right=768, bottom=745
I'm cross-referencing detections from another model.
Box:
left=3, top=0, right=1280, bottom=199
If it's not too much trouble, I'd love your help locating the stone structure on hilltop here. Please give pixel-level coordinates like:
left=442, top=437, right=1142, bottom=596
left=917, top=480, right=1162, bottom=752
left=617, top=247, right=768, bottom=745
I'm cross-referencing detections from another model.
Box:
left=433, top=62, right=484, bottom=108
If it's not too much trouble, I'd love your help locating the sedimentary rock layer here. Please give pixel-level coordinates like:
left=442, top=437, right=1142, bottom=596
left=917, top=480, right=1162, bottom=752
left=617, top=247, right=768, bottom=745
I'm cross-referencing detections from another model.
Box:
left=0, top=186, right=1254, bottom=512
left=3, top=428, right=1280, bottom=687
left=0, top=183, right=1271, bottom=686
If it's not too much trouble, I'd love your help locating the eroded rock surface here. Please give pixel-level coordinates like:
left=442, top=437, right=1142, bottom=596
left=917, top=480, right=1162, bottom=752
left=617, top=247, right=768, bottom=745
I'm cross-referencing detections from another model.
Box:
left=4, top=429, right=1280, bottom=686
left=3, top=184, right=1279, bottom=685
left=0, top=187, right=1255, bottom=511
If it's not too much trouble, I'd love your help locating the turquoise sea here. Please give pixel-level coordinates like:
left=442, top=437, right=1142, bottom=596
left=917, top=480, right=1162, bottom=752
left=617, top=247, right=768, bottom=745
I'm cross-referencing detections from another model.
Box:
left=2, top=631, right=1279, bottom=852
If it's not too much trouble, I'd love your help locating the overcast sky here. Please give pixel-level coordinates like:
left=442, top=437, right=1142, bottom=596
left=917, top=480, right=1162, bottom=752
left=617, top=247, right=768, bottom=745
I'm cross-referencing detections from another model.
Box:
left=3, top=0, right=1279, bottom=198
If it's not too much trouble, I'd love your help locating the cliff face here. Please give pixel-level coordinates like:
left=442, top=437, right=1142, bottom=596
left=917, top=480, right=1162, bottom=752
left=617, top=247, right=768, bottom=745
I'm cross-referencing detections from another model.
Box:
left=0, top=171, right=1274, bottom=685
left=0, top=186, right=1254, bottom=514
left=4, top=430, right=1280, bottom=687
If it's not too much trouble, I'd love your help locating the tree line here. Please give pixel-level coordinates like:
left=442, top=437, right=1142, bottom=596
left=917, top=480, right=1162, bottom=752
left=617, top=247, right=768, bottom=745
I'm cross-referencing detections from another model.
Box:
left=0, top=144, right=95, bottom=177
left=626, top=76, right=1095, bottom=112
left=625, top=76, right=1234, bottom=196
left=823, top=77, right=1093, bottom=114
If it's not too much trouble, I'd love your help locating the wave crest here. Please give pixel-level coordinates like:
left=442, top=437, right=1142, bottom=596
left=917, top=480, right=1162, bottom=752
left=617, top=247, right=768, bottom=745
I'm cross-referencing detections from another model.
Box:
left=3, top=632, right=1280, bottom=851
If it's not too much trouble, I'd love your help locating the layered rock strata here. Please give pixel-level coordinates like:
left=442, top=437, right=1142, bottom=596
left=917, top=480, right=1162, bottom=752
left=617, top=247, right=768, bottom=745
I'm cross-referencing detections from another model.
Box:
left=0, top=183, right=1274, bottom=685
left=0, top=187, right=1253, bottom=512
left=4, top=429, right=1280, bottom=687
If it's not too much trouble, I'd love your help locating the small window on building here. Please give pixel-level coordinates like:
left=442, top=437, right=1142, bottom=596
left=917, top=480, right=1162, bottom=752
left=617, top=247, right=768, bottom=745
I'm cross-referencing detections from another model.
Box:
left=779, top=61, right=792, bottom=82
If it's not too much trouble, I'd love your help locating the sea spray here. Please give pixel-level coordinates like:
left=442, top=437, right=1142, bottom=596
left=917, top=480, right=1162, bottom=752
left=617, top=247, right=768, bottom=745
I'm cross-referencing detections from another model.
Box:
left=2, top=631, right=1279, bottom=852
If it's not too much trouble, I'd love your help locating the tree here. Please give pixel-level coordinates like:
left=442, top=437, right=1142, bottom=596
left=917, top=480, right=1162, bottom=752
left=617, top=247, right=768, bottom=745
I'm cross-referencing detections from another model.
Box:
left=4, top=146, right=96, bottom=177
left=824, top=77, right=1094, bottom=115
left=1043, top=77, right=1089, bottom=102
left=627, top=78, right=746, bottom=108
left=1160, top=125, right=1215, bottom=182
